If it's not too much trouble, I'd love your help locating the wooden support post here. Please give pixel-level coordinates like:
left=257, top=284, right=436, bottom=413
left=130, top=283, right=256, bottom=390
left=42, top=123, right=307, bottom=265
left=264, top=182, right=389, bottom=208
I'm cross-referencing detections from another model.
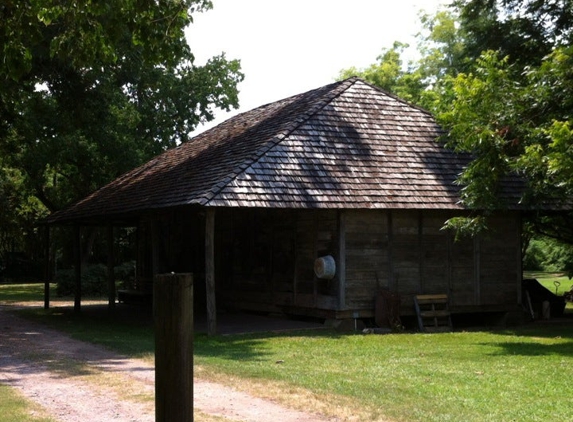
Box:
left=43, top=225, right=50, bottom=309
left=154, top=273, right=193, bottom=422
left=337, top=210, right=346, bottom=310
left=107, top=225, right=116, bottom=311
left=74, top=225, right=82, bottom=314
left=205, top=208, right=217, bottom=336
left=151, top=218, right=161, bottom=277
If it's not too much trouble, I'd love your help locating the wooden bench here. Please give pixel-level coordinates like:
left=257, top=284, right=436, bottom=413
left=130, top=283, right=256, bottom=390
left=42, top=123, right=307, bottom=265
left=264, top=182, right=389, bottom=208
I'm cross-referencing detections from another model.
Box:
left=414, top=294, right=452, bottom=333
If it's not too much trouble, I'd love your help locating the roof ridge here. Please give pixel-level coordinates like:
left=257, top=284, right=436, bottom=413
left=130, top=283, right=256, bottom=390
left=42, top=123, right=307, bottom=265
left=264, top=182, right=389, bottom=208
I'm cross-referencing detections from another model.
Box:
left=202, top=78, right=358, bottom=205
left=355, top=77, right=435, bottom=116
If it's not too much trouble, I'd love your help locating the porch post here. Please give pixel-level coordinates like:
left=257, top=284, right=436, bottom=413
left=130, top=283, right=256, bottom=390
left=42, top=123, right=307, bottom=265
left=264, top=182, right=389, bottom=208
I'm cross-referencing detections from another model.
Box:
left=43, top=225, right=50, bottom=309
left=74, top=225, right=82, bottom=314
left=205, top=208, right=217, bottom=336
left=338, top=210, right=346, bottom=309
left=151, top=217, right=160, bottom=277
left=107, top=225, right=116, bottom=310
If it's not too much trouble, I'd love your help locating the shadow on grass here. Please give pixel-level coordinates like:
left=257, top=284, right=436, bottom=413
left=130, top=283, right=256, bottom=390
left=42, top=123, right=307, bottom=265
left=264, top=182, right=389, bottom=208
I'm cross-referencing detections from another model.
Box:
left=487, top=340, right=573, bottom=356
left=479, top=322, right=573, bottom=357
left=194, top=329, right=344, bottom=362
left=9, top=304, right=341, bottom=364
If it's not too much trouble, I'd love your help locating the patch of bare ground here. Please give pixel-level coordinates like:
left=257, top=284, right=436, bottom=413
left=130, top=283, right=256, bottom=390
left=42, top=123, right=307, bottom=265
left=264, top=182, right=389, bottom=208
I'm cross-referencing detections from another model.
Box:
left=0, top=305, right=345, bottom=422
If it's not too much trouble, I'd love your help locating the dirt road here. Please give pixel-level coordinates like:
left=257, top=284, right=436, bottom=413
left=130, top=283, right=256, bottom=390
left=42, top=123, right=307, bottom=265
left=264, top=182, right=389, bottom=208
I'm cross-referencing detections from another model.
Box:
left=0, top=306, right=335, bottom=422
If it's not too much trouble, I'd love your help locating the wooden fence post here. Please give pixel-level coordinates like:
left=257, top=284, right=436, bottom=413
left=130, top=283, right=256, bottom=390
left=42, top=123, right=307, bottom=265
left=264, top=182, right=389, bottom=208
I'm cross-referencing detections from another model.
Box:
left=154, top=273, right=194, bottom=422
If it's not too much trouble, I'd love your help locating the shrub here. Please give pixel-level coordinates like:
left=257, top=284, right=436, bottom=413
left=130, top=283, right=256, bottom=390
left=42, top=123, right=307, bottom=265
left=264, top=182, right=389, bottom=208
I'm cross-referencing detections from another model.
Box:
left=524, top=236, right=573, bottom=278
left=55, top=261, right=136, bottom=297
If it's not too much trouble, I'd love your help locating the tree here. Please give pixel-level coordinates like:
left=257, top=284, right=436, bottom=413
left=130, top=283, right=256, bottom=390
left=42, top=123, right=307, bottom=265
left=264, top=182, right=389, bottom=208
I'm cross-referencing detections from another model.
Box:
left=340, top=2, right=573, bottom=251
left=0, top=1, right=243, bottom=261
left=338, top=9, right=465, bottom=109
left=435, top=2, right=573, bottom=238
left=338, top=41, right=426, bottom=104
left=455, top=0, right=573, bottom=69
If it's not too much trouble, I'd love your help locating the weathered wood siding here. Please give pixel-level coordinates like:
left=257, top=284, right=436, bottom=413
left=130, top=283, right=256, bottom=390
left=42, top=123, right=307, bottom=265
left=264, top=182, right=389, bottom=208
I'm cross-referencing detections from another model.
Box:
left=478, top=214, right=521, bottom=306
left=174, top=207, right=522, bottom=319
left=215, top=208, right=340, bottom=314
left=344, top=210, right=389, bottom=310
left=343, top=209, right=521, bottom=315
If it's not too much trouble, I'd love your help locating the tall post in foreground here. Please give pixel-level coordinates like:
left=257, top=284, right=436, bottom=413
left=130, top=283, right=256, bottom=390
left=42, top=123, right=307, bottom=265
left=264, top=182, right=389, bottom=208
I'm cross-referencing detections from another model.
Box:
left=154, top=273, right=194, bottom=422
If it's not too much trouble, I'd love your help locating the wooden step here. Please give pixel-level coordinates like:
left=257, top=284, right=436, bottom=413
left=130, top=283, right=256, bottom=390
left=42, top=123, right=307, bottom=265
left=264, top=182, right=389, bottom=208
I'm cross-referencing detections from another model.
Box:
left=419, top=310, right=451, bottom=318
left=414, top=294, right=452, bottom=333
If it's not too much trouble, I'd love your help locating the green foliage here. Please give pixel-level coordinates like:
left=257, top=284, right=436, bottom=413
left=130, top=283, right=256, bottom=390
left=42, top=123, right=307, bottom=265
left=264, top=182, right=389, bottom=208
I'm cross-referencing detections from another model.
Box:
left=524, top=237, right=573, bottom=278
left=338, top=8, right=465, bottom=109
left=0, top=0, right=243, bottom=257
left=435, top=51, right=527, bottom=209
left=455, top=0, right=573, bottom=68
left=338, top=41, right=426, bottom=104
left=55, top=261, right=135, bottom=297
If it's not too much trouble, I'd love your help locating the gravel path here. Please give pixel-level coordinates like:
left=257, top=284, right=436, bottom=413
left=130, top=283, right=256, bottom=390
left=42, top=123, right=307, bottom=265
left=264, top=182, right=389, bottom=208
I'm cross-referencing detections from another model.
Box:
left=0, top=306, right=335, bottom=422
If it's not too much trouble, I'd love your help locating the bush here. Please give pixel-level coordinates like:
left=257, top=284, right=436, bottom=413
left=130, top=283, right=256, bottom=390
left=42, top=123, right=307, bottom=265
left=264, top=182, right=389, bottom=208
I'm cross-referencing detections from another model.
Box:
left=55, top=261, right=136, bottom=297
left=523, top=239, right=545, bottom=271
left=524, top=236, right=573, bottom=278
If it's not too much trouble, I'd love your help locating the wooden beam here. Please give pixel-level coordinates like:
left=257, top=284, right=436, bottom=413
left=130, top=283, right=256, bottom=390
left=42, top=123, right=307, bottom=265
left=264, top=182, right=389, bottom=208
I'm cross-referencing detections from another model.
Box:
left=74, top=225, right=81, bottom=314
left=474, top=234, right=481, bottom=305
left=43, top=225, right=50, bottom=309
left=388, top=211, right=395, bottom=290
left=205, top=208, right=217, bottom=336
left=337, top=210, right=346, bottom=310
left=107, top=225, right=116, bottom=311
left=151, top=217, right=160, bottom=277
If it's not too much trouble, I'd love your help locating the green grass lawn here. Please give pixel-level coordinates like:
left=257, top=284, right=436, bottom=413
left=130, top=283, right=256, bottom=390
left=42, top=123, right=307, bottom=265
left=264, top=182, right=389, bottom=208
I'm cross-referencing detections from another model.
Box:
left=11, top=303, right=573, bottom=422
left=0, top=282, right=57, bottom=303
left=0, top=384, right=55, bottom=422
left=3, top=278, right=573, bottom=422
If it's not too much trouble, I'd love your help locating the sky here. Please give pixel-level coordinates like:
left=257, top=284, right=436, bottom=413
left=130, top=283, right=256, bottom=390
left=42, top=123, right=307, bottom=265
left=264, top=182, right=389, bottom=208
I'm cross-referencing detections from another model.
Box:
left=186, top=0, right=448, bottom=135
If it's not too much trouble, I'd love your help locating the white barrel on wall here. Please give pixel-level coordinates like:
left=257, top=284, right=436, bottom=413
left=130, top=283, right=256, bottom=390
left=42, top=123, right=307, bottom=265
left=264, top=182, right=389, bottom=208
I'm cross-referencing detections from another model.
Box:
left=314, top=255, right=336, bottom=280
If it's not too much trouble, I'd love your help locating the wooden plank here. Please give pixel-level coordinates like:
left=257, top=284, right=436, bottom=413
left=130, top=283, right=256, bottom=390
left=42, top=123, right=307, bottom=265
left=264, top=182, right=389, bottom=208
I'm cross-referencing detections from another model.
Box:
left=317, top=294, right=338, bottom=310
left=420, top=310, right=451, bottom=318
left=415, top=294, right=449, bottom=303
left=344, top=210, right=388, bottom=233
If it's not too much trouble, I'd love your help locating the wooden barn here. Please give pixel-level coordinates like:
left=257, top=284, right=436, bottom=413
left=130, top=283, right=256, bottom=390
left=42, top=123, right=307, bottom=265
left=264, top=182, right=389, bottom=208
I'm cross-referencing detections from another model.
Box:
left=46, top=77, right=525, bottom=332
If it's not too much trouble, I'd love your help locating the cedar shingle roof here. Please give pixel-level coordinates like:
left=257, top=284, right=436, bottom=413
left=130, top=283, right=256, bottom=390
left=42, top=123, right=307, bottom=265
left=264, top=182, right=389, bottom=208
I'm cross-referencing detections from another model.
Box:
left=46, top=77, right=523, bottom=224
